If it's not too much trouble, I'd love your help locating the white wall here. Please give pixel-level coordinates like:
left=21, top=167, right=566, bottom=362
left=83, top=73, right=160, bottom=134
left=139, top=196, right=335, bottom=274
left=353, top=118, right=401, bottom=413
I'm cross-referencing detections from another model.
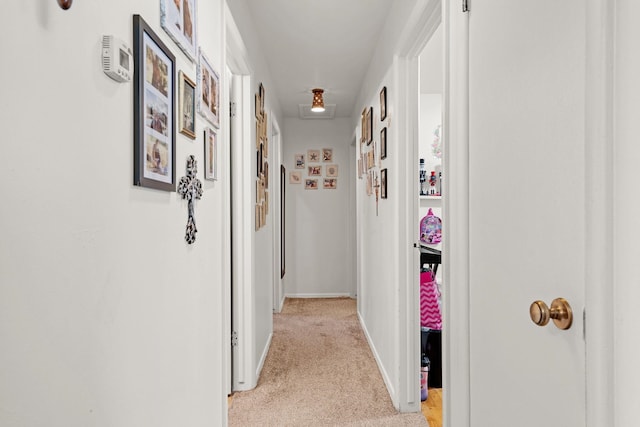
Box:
left=351, top=0, right=424, bottom=410
left=283, top=118, right=355, bottom=297
left=0, top=1, right=227, bottom=426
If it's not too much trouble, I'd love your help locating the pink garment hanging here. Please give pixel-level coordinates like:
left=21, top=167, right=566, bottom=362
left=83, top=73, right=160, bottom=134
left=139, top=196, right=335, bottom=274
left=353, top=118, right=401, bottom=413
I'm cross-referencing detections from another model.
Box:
left=420, top=269, right=442, bottom=330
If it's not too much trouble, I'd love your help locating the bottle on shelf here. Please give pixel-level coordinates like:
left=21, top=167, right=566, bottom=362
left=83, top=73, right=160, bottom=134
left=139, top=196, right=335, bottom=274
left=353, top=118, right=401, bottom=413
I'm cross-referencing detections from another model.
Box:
left=429, top=171, right=437, bottom=195
left=421, top=354, right=430, bottom=401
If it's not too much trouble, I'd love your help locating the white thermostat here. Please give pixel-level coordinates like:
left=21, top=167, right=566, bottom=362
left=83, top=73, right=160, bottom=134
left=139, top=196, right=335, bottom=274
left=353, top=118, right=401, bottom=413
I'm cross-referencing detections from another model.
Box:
left=102, top=35, right=133, bottom=82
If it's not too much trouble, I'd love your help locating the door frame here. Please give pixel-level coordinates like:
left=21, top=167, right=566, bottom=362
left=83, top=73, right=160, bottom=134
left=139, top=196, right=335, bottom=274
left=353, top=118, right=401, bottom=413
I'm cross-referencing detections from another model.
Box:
left=398, top=0, right=614, bottom=424
left=271, top=118, right=285, bottom=313
left=225, top=4, right=257, bottom=392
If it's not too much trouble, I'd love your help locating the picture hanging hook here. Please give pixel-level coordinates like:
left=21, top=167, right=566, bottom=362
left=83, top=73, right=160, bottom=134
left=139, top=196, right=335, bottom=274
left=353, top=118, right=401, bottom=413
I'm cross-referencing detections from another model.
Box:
left=57, top=0, right=72, bottom=10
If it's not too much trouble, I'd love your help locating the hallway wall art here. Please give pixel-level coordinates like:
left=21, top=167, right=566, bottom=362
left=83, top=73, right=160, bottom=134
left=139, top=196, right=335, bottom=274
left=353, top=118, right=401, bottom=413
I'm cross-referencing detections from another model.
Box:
left=160, top=0, right=197, bottom=62
left=255, top=82, right=268, bottom=230
left=133, top=14, right=176, bottom=192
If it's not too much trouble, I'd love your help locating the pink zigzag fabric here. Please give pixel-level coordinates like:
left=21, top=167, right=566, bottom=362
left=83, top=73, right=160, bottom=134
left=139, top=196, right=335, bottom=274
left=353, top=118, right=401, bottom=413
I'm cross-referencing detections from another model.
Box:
left=420, top=270, right=442, bottom=330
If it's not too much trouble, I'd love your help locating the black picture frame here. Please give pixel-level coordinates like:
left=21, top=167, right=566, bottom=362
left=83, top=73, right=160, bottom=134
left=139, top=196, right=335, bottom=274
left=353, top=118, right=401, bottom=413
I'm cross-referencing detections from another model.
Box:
left=133, top=14, right=176, bottom=192
left=380, top=86, right=387, bottom=121
left=366, top=106, right=373, bottom=145
left=380, top=127, right=387, bottom=159
left=381, top=168, right=388, bottom=199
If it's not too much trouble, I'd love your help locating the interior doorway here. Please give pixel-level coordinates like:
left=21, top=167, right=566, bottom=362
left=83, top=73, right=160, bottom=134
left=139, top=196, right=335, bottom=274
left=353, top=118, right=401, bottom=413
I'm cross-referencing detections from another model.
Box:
left=417, top=21, right=444, bottom=426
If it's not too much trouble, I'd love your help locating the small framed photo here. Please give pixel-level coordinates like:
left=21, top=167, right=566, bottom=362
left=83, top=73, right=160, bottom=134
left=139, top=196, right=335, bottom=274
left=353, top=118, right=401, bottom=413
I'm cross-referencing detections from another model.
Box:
left=381, top=168, right=388, bottom=199
left=290, top=172, right=302, bottom=184
left=380, top=86, right=387, bottom=121
left=305, top=179, right=318, bottom=190
left=322, top=148, right=333, bottom=162
left=204, top=127, right=217, bottom=181
left=308, top=149, right=320, bottom=163
left=323, top=178, right=337, bottom=189
left=160, top=0, right=197, bottom=62
left=308, top=165, right=322, bottom=176
left=295, top=154, right=305, bottom=169
left=133, top=14, right=176, bottom=192
left=365, top=107, right=373, bottom=145
left=178, top=71, right=196, bottom=139
left=197, top=48, right=220, bottom=128
left=380, top=127, right=387, bottom=159
left=326, top=164, right=338, bottom=177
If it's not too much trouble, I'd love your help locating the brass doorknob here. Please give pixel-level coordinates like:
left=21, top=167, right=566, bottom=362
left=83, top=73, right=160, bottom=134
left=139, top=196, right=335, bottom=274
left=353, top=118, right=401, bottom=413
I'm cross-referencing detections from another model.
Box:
left=529, top=298, right=573, bottom=330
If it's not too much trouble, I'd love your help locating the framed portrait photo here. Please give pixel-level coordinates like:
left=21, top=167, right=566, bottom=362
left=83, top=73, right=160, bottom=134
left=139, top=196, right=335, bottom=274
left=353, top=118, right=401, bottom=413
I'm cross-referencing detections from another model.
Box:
left=178, top=71, right=196, bottom=139
left=204, top=127, right=217, bottom=181
left=133, top=14, right=176, bottom=192
left=381, top=168, right=388, bottom=199
left=160, top=0, right=197, bottom=62
left=295, top=154, right=305, bottom=169
left=380, top=86, right=387, bottom=121
left=380, top=127, right=387, bottom=159
left=197, top=49, right=220, bottom=128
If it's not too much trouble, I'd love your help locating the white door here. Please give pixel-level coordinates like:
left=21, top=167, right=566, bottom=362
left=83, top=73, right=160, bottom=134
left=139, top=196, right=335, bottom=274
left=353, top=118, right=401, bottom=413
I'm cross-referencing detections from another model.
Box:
left=467, top=1, right=585, bottom=425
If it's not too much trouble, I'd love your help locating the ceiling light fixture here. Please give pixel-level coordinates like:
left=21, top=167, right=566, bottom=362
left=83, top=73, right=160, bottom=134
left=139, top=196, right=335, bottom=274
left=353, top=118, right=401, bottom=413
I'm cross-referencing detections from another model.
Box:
left=311, top=88, right=325, bottom=113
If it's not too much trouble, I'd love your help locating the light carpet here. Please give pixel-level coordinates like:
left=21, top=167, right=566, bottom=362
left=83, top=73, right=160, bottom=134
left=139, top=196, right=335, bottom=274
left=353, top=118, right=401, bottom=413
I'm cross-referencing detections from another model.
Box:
left=228, top=297, right=428, bottom=426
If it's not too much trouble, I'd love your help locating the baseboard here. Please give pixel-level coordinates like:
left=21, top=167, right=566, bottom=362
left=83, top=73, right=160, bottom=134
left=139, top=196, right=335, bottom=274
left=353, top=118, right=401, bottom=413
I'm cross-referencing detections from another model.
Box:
left=284, top=293, right=352, bottom=298
left=278, top=294, right=285, bottom=312
left=255, top=332, right=273, bottom=382
left=358, top=311, right=397, bottom=408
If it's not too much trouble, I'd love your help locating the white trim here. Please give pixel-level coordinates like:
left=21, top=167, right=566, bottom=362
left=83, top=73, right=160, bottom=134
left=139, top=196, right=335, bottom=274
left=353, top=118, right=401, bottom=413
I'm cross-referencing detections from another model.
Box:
left=284, top=293, right=352, bottom=299
left=395, top=0, right=442, bottom=414
left=271, top=117, right=283, bottom=313
left=255, top=332, right=273, bottom=382
left=444, top=2, right=471, bottom=425
left=358, top=312, right=397, bottom=406
left=585, top=0, right=614, bottom=425
left=225, top=4, right=256, bottom=392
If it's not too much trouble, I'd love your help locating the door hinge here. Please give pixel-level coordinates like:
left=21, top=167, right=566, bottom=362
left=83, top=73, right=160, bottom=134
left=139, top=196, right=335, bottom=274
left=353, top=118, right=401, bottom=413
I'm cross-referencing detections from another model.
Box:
left=231, top=330, right=238, bottom=347
left=230, top=101, right=237, bottom=118
left=462, top=0, right=469, bottom=12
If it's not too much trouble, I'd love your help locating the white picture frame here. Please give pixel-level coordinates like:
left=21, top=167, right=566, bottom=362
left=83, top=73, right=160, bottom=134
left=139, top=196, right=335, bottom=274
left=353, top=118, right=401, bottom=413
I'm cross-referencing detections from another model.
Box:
left=160, top=0, right=197, bottom=62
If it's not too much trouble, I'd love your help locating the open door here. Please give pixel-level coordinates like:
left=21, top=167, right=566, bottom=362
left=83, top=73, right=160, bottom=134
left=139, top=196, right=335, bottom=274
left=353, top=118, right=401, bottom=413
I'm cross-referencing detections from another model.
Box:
left=460, top=0, right=587, bottom=424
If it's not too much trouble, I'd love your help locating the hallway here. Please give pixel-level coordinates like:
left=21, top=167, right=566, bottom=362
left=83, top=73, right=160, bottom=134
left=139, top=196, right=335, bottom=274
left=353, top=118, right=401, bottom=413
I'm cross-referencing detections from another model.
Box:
left=228, top=298, right=427, bottom=426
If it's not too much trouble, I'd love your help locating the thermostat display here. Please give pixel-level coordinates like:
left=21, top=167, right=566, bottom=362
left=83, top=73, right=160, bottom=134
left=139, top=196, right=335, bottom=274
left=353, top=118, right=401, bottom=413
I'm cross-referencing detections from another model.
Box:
left=102, top=35, right=133, bottom=82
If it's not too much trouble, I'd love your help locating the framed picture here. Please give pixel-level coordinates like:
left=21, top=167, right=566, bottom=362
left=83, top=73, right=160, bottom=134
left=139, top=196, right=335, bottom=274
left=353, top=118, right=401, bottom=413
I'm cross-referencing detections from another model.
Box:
left=264, top=161, right=269, bottom=189
left=305, top=179, right=318, bottom=190
left=307, top=149, right=320, bottom=163
left=178, top=71, right=196, bottom=139
left=381, top=168, right=388, bottom=199
left=380, top=127, right=387, bottom=159
left=204, top=127, right=217, bottom=181
left=160, top=0, right=197, bottom=62
left=326, top=164, right=338, bottom=177
left=380, top=86, right=387, bottom=121
left=322, top=148, right=333, bottom=162
left=197, top=48, right=220, bottom=128
left=290, top=171, right=302, bottom=184
left=133, top=14, right=176, bottom=192
left=364, top=107, right=373, bottom=145
left=295, top=154, right=305, bottom=169
left=308, top=165, right=322, bottom=176
left=323, top=178, right=337, bottom=189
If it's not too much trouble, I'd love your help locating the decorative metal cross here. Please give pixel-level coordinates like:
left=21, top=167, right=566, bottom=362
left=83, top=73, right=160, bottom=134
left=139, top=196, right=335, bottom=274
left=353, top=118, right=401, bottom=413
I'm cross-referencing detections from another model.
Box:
left=178, top=155, right=203, bottom=244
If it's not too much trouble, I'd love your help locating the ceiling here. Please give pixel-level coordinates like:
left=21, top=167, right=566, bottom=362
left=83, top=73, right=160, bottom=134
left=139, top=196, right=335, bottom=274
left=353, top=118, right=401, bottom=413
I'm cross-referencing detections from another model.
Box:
left=242, top=0, right=395, bottom=119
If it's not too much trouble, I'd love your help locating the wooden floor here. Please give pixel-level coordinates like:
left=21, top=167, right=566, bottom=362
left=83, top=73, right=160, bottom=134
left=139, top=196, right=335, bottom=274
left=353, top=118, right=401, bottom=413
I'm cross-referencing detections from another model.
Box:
left=421, top=388, right=442, bottom=427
